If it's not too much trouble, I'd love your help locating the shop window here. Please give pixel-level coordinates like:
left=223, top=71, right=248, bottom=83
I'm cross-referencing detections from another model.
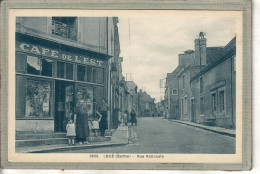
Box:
left=16, top=52, right=27, bottom=73
left=27, top=55, right=41, bottom=75
left=77, top=65, right=86, bottom=82
left=86, top=67, right=92, bottom=82
left=211, top=93, right=217, bottom=113
left=26, top=80, right=51, bottom=117
left=200, top=97, right=204, bottom=115
left=66, top=63, right=74, bottom=80
left=57, top=61, right=65, bottom=78
left=42, top=59, right=53, bottom=77
left=219, top=90, right=225, bottom=114
left=97, top=68, right=104, bottom=84
left=92, top=68, right=97, bottom=83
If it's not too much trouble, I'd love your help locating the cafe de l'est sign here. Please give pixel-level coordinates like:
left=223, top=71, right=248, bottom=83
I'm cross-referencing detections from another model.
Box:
left=16, top=42, right=106, bottom=68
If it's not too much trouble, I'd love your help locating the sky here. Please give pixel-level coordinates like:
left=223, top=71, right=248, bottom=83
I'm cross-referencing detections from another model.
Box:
left=117, top=11, right=237, bottom=102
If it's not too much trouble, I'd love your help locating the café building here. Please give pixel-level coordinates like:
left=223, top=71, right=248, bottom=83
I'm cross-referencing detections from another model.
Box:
left=15, top=33, right=111, bottom=133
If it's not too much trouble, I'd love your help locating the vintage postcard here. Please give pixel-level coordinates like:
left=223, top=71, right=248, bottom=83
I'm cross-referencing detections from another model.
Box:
left=0, top=0, right=251, bottom=170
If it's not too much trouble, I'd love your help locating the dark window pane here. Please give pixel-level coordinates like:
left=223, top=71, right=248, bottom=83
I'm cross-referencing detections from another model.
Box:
left=92, top=68, right=97, bottom=83
left=27, top=55, right=41, bottom=75
left=77, top=65, right=86, bottom=81
left=16, top=76, right=27, bottom=118
left=97, top=68, right=104, bottom=84
left=66, top=63, right=74, bottom=80
left=16, top=52, right=27, bottom=73
left=42, top=59, right=53, bottom=77
left=57, top=61, right=65, bottom=78
left=87, top=67, right=92, bottom=82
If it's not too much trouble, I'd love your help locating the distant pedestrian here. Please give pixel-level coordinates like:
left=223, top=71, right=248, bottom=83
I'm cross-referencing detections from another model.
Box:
left=122, top=111, right=128, bottom=126
left=125, top=110, right=130, bottom=124
left=98, top=98, right=109, bottom=137
left=130, top=109, right=137, bottom=126
left=66, top=119, right=76, bottom=146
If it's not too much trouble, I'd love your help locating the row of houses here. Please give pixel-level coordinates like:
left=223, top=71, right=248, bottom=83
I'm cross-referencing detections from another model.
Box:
left=164, top=32, right=236, bottom=129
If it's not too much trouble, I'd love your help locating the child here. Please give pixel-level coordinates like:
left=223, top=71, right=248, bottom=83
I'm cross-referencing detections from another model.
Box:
left=122, top=111, right=128, bottom=126
left=66, top=119, right=76, bottom=146
left=92, top=113, right=102, bottom=137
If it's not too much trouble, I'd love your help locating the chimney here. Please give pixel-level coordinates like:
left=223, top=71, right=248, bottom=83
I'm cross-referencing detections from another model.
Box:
left=178, top=54, right=185, bottom=67
left=194, top=32, right=207, bottom=66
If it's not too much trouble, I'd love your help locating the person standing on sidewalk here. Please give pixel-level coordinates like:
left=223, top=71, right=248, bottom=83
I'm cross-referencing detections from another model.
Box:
left=130, top=109, right=137, bottom=126
left=74, top=101, right=90, bottom=145
left=66, top=119, right=76, bottom=146
left=98, top=98, right=109, bottom=137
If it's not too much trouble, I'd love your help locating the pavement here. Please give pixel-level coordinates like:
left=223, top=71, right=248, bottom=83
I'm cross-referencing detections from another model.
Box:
left=16, top=138, right=128, bottom=153
left=166, top=118, right=236, bottom=138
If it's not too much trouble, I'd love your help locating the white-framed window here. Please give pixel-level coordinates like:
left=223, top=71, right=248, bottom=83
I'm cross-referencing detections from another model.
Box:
left=218, top=89, right=226, bottom=114
left=211, top=92, right=217, bottom=113
left=172, top=88, right=178, bottom=95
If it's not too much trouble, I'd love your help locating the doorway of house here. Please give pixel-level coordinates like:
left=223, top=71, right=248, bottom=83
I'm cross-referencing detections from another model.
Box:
left=55, top=80, right=74, bottom=132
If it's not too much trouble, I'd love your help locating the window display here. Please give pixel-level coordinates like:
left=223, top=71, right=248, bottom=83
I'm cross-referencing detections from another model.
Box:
left=26, top=80, right=51, bottom=117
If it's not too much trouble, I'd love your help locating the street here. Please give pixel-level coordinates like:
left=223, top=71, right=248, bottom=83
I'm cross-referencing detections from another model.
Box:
left=62, top=117, right=235, bottom=154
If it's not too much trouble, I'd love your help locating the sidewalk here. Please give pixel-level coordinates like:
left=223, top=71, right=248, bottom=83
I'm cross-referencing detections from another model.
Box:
left=16, top=139, right=128, bottom=153
left=166, top=118, right=236, bottom=138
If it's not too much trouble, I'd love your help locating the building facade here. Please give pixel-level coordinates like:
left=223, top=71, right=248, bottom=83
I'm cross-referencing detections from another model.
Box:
left=15, top=17, right=119, bottom=133
left=164, top=32, right=236, bottom=129
left=138, top=90, right=156, bottom=117
left=190, top=37, right=236, bottom=128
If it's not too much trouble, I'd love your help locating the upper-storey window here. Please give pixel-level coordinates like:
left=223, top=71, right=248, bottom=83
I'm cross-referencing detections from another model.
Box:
left=52, top=17, right=77, bottom=40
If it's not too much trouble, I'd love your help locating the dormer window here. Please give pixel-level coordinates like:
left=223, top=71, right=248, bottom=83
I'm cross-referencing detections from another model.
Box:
left=52, top=17, right=77, bottom=40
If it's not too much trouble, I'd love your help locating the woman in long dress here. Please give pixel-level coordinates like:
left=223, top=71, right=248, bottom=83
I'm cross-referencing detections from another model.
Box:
left=98, top=98, right=109, bottom=137
left=74, top=101, right=90, bottom=144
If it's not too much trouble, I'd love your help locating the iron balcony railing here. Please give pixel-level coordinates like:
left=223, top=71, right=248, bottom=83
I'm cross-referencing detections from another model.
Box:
left=51, top=20, right=77, bottom=40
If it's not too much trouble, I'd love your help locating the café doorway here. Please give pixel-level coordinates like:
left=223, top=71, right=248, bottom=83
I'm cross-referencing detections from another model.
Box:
left=55, top=80, right=75, bottom=132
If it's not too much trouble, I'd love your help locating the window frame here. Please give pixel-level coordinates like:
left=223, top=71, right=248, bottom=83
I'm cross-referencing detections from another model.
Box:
left=211, top=91, right=217, bottom=113
left=172, top=88, right=178, bottom=95
left=24, top=78, right=54, bottom=119
left=26, top=53, right=54, bottom=77
left=218, top=87, right=226, bottom=115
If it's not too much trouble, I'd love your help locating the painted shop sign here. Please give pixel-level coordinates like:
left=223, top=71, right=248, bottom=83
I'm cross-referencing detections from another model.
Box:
left=16, top=42, right=107, bottom=68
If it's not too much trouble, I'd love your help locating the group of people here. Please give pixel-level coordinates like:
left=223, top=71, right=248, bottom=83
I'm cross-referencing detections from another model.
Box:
left=121, top=109, right=137, bottom=126
left=66, top=98, right=109, bottom=146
